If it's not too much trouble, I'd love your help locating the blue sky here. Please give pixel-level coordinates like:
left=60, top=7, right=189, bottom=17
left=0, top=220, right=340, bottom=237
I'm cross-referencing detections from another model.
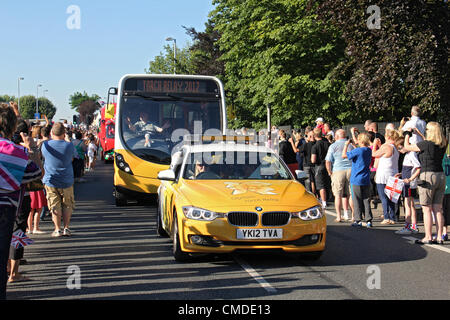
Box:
left=0, top=0, right=215, bottom=121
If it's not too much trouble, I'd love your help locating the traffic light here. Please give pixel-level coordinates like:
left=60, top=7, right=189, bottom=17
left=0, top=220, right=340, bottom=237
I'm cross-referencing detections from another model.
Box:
left=73, top=115, right=77, bottom=124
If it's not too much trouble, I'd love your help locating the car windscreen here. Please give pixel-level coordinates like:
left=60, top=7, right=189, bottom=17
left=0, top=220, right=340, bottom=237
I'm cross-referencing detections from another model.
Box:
left=183, top=151, right=292, bottom=180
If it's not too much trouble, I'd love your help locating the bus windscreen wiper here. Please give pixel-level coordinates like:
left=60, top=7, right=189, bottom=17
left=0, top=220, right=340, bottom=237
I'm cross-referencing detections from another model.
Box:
left=165, top=93, right=220, bottom=102
left=123, top=91, right=173, bottom=101
left=124, top=91, right=220, bottom=102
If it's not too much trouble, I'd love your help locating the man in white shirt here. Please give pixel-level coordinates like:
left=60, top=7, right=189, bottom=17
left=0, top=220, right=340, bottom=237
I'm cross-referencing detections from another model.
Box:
left=401, top=106, right=426, bottom=144
left=398, top=106, right=426, bottom=234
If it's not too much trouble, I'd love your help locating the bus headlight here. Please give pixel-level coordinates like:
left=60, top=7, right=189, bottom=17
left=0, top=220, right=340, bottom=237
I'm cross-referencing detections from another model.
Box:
left=291, top=206, right=323, bottom=221
left=115, top=152, right=134, bottom=175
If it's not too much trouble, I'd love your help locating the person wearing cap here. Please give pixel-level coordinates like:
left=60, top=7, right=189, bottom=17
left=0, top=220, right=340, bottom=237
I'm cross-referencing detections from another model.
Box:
left=41, top=122, right=77, bottom=238
left=315, top=117, right=326, bottom=135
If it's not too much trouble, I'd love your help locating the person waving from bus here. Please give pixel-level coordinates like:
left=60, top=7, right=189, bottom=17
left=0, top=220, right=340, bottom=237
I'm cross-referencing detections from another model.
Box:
left=126, top=111, right=170, bottom=147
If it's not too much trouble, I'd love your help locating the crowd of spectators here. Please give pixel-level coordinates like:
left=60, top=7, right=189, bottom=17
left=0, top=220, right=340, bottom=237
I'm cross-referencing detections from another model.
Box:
left=257, top=107, right=449, bottom=245
left=0, top=101, right=99, bottom=299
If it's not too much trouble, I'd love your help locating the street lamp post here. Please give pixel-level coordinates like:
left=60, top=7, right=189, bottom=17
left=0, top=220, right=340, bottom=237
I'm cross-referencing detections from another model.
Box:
left=18, top=77, right=24, bottom=112
left=166, top=37, right=177, bottom=74
left=36, top=84, right=42, bottom=119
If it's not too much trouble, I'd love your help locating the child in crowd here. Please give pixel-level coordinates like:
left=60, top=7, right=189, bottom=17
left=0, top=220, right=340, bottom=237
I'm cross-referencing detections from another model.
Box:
left=342, top=132, right=373, bottom=228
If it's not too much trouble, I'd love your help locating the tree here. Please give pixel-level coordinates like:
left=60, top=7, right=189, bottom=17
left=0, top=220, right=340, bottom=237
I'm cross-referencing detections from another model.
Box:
left=69, top=91, right=101, bottom=112
left=15, top=95, right=56, bottom=120
left=145, top=44, right=195, bottom=75
left=315, top=0, right=450, bottom=124
left=211, top=0, right=351, bottom=129
left=184, top=19, right=225, bottom=78
left=0, top=95, right=16, bottom=104
left=78, top=100, right=100, bottom=125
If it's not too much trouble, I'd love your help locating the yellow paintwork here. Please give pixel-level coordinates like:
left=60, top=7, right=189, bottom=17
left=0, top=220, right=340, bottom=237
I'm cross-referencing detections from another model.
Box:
left=160, top=177, right=326, bottom=254
left=114, top=148, right=168, bottom=194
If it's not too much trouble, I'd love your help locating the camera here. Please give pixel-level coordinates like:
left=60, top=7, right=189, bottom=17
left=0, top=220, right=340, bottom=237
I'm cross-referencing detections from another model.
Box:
left=12, top=133, right=23, bottom=145
left=403, top=130, right=413, bottom=137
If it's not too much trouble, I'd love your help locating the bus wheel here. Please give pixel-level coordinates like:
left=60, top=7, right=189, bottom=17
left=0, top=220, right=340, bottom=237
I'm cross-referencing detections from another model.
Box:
left=172, top=212, right=191, bottom=262
left=114, top=190, right=127, bottom=207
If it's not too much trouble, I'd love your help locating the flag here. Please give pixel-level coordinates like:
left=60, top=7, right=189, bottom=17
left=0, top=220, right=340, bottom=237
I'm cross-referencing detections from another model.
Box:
left=11, top=230, right=34, bottom=249
left=105, top=103, right=116, bottom=119
left=384, top=176, right=404, bottom=204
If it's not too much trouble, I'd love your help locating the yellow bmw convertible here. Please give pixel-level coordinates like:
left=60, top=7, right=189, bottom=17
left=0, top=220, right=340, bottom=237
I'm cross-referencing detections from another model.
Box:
left=157, top=142, right=326, bottom=261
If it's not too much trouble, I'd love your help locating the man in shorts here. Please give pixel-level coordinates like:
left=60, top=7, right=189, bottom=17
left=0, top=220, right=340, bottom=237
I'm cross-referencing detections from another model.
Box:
left=325, top=129, right=353, bottom=221
left=41, top=122, right=76, bottom=237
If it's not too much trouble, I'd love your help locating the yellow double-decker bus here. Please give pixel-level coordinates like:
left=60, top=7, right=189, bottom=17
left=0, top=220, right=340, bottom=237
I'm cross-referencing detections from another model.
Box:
left=113, top=74, right=227, bottom=206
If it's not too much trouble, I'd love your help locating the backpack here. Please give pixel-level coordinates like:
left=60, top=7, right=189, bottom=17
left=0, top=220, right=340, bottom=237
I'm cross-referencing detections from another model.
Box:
left=75, top=140, right=85, bottom=160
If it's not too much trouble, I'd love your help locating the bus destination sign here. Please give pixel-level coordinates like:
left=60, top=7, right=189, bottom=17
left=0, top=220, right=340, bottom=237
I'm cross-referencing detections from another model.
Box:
left=125, top=78, right=219, bottom=95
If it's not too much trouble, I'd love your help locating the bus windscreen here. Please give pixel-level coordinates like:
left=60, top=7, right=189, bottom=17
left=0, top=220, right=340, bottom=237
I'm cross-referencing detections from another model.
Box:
left=119, top=78, right=223, bottom=165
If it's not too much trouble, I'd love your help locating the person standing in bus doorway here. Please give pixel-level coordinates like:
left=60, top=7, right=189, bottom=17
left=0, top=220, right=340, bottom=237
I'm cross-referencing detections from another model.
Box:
left=41, top=123, right=77, bottom=237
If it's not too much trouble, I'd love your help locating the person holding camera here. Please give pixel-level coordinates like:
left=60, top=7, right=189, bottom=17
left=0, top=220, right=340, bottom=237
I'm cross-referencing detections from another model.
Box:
left=372, top=130, right=401, bottom=225
left=394, top=107, right=426, bottom=234
left=403, top=121, right=448, bottom=245
left=400, top=106, right=426, bottom=138
left=325, top=129, right=353, bottom=222
left=352, top=127, right=379, bottom=210
left=0, top=103, right=41, bottom=297
left=394, top=135, right=421, bottom=235
left=342, top=132, right=373, bottom=227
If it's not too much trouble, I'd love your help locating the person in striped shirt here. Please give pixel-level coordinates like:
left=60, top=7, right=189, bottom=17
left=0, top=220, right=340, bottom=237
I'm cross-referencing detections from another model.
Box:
left=0, top=103, right=41, bottom=299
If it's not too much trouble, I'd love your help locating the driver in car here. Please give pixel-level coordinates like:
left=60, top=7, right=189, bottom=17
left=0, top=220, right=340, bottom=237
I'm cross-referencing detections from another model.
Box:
left=126, top=111, right=170, bottom=147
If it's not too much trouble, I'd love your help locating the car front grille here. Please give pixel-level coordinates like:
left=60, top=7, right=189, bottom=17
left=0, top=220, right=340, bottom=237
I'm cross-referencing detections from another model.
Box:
left=261, top=212, right=291, bottom=226
left=227, top=212, right=258, bottom=227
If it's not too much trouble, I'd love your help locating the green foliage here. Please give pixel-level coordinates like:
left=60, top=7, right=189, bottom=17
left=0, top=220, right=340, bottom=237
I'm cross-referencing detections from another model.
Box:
left=184, top=19, right=225, bottom=78
left=0, top=95, right=16, bottom=103
left=16, top=95, right=56, bottom=120
left=145, top=44, right=195, bottom=75
left=315, top=0, right=450, bottom=124
left=211, top=0, right=351, bottom=129
left=69, top=91, right=101, bottom=112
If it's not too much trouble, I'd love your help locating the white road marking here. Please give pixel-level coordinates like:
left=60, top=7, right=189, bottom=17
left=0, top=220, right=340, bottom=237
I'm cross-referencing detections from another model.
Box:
left=234, top=255, right=277, bottom=294
left=325, top=209, right=337, bottom=217
left=402, top=236, right=450, bottom=254
left=326, top=208, right=450, bottom=255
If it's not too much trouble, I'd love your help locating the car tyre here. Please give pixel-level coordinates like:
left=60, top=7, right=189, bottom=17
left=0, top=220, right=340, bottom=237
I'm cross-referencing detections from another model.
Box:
left=156, top=200, right=169, bottom=238
left=114, top=189, right=127, bottom=207
left=173, top=211, right=191, bottom=262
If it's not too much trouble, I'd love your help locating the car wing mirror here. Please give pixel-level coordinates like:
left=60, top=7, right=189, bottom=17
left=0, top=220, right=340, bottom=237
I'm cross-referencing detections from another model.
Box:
left=295, top=170, right=307, bottom=180
left=158, top=169, right=176, bottom=181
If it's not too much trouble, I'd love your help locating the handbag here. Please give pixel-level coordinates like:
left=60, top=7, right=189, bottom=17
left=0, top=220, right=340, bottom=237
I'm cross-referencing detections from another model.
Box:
left=26, top=179, right=45, bottom=192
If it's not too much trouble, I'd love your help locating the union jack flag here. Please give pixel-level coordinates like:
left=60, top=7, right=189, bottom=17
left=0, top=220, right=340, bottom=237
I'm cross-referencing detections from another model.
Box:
left=11, top=230, right=34, bottom=249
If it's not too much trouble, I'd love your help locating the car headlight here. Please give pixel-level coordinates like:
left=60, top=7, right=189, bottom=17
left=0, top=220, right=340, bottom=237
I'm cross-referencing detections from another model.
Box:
left=182, top=206, right=224, bottom=221
left=291, top=206, right=323, bottom=221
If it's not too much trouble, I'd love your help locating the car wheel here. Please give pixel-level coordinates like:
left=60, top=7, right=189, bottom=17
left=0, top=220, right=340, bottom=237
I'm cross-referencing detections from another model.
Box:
left=114, top=189, right=127, bottom=207
left=172, top=211, right=191, bottom=262
left=156, top=199, right=169, bottom=238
